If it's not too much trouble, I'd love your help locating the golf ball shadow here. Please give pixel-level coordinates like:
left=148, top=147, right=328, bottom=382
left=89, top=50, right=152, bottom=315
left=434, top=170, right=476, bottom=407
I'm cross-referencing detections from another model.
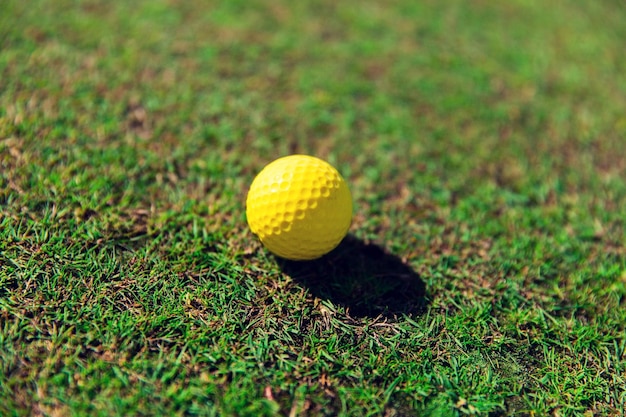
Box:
left=278, top=235, right=428, bottom=318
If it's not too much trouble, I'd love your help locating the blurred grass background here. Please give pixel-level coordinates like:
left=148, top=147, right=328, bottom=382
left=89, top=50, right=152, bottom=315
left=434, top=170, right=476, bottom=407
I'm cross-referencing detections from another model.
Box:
left=1, top=0, right=625, bottom=415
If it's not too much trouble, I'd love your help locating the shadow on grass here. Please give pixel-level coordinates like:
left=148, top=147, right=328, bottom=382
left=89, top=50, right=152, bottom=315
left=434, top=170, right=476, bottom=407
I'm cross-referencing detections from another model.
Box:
left=278, top=235, right=428, bottom=318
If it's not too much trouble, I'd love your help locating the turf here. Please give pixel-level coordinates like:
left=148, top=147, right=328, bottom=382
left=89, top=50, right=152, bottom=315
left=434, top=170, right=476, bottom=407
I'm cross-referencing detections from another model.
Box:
left=1, top=0, right=625, bottom=416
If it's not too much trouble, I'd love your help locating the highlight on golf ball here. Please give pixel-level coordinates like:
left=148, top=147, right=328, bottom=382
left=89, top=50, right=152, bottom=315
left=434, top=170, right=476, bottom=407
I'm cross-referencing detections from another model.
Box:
left=245, top=155, right=353, bottom=261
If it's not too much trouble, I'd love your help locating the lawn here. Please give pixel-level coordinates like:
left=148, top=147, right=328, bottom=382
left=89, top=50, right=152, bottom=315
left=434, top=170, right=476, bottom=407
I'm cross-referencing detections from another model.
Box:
left=1, top=0, right=625, bottom=416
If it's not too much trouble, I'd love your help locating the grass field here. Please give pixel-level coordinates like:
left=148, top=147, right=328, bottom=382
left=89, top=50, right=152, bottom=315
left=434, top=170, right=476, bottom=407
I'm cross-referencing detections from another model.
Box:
left=1, top=0, right=625, bottom=415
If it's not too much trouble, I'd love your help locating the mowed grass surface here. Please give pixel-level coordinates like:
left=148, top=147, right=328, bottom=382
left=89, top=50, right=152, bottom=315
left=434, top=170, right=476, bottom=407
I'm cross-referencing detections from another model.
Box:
left=1, top=0, right=625, bottom=415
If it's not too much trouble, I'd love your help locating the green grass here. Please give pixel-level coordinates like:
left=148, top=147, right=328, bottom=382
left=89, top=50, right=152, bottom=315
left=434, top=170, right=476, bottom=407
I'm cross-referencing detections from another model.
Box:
left=1, top=0, right=625, bottom=415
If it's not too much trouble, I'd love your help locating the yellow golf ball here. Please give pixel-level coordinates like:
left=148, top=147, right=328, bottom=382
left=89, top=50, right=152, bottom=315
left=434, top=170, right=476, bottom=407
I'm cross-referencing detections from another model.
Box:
left=246, top=155, right=353, bottom=260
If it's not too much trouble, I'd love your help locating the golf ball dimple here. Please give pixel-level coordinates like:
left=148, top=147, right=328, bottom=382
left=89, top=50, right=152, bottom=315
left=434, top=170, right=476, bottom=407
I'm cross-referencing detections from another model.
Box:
left=246, top=155, right=353, bottom=261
